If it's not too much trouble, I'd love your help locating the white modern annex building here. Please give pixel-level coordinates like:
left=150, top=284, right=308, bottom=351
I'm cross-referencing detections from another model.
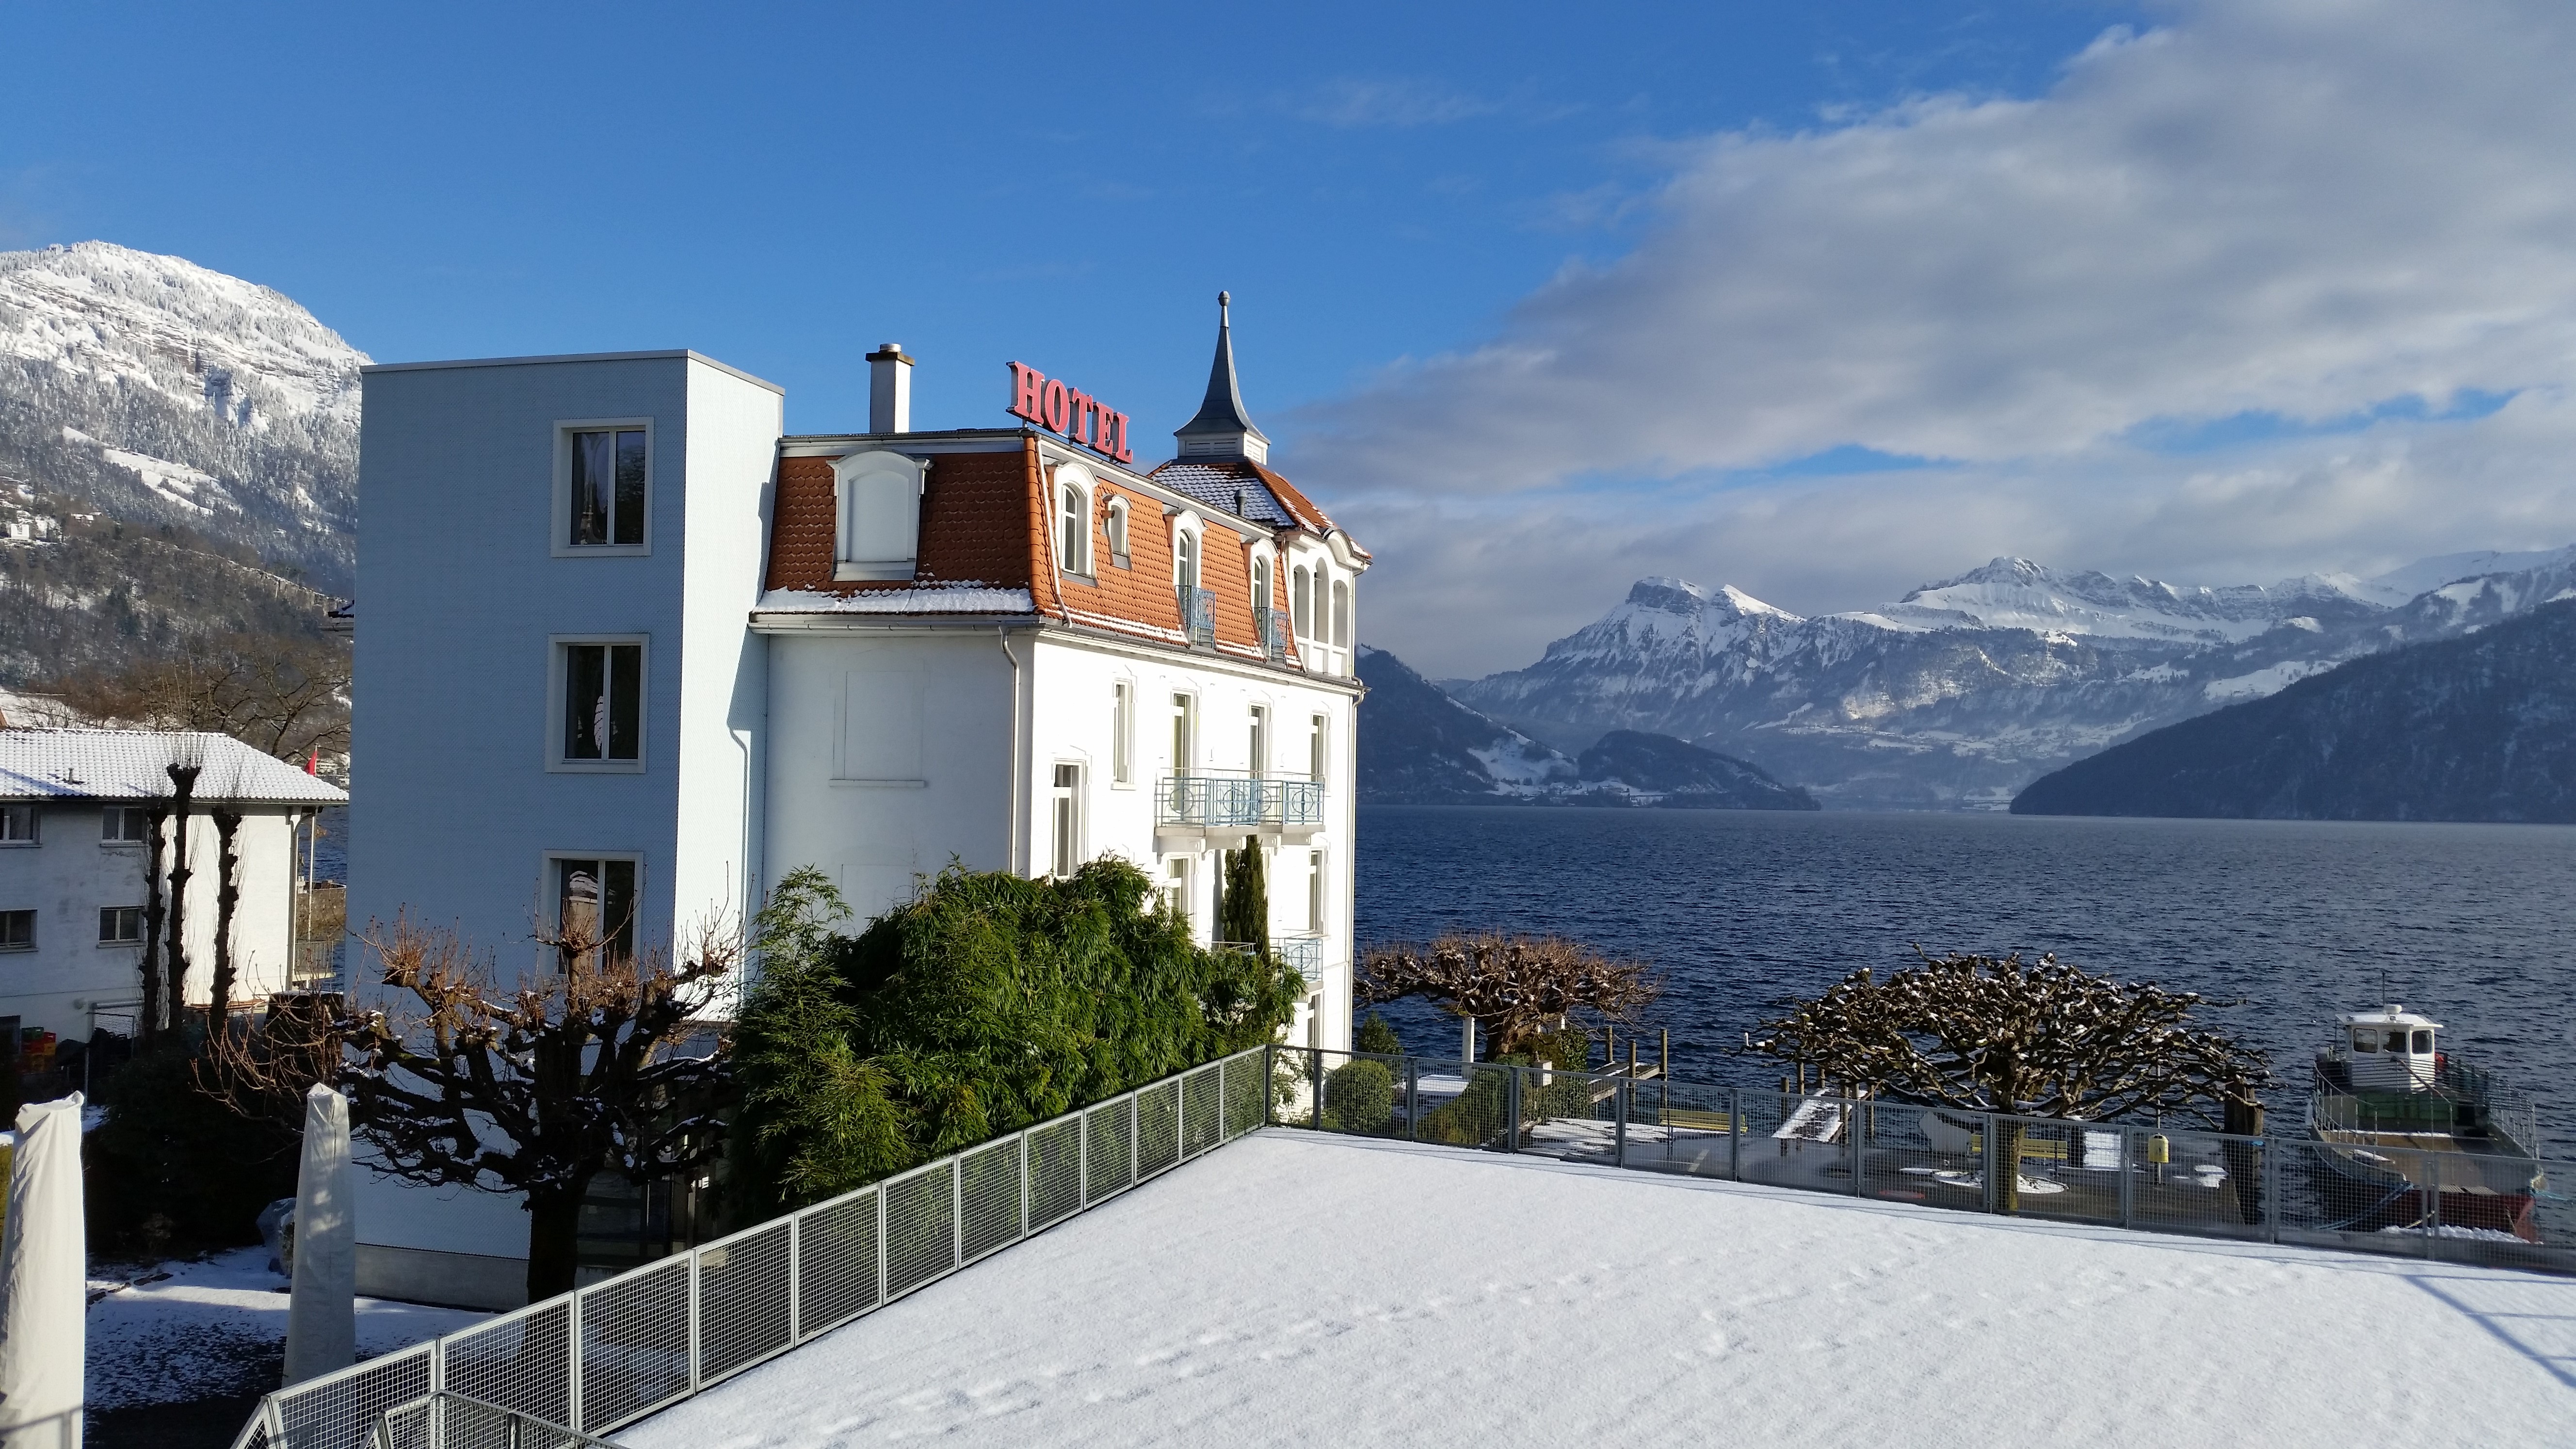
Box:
left=0, top=728, right=344, bottom=1047
left=349, top=301, right=1368, bottom=1305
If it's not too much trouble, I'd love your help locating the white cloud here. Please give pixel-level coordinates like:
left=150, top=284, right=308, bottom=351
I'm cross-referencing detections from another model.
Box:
left=1298, top=78, right=1501, bottom=129
left=1289, top=0, right=2576, bottom=677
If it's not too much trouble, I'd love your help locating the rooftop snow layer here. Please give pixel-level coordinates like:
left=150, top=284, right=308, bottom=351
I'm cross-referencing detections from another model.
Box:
left=624, top=1132, right=2575, bottom=1448
left=0, top=728, right=346, bottom=804
left=754, top=585, right=1036, bottom=615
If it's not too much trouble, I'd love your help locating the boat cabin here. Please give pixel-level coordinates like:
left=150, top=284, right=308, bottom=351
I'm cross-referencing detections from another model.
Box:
left=2334, top=1004, right=2440, bottom=1092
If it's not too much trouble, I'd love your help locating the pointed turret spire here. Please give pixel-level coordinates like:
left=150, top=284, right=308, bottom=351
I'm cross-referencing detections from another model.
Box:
left=1174, top=290, right=1271, bottom=465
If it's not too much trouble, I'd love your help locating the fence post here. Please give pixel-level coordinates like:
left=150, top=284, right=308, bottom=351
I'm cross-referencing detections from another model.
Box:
left=1019, top=1130, right=1031, bottom=1239
left=2266, top=1138, right=2283, bottom=1243
left=1129, top=1094, right=1141, bottom=1185
left=1176, top=1067, right=1188, bottom=1158
left=951, top=1157, right=965, bottom=1270
left=875, top=1181, right=889, bottom=1308
left=1614, top=1074, right=1627, bottom=1168
left=2118, top=1126, right=2135, bottom=1231
left=1505, top=1066, right=1521, bottom=1153
left=1407, top=1057, right=1419, bottom=1141
left=1079, top=1103, right=1091, bottom=1204
left=687, top=1247, right=703, bottom=1393
left=1980, top=1113, right=1999, bottom=1215
left=2423, top=1152, right=2439, bottom=1259
left=1728, top=1087, right=1740, bottom=1179
left=1263, top=1043, right=1276, bottom=1127
left=1310, top=1047, right=1325, bottom=1129
left=1849, top=1096, right=1864, bottom=1196
left=567, top=1287, right=585, bottom=1434
left=787, top=1212, right=803, bottom=1344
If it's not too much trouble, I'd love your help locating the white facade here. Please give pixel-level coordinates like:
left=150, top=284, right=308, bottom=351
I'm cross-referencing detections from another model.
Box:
left=0, top=729, right=342, bottom=1047
left=350, top=333, right=1367, bottom=1306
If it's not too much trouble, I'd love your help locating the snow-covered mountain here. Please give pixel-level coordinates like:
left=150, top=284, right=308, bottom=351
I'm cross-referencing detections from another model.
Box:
left=1454, top=551, right=2576, bottom=809
left=0, top=241, right=366, bottom=590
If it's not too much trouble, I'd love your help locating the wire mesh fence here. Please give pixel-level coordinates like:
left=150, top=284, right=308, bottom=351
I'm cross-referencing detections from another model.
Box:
left=236, top=1047, right=1270, bottom=1449
left=1280, top=1046, right=2575, bottom=1277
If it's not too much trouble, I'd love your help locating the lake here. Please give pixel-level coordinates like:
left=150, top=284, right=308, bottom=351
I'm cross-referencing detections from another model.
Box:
left=1354, top=806, right=2576, bottom=1154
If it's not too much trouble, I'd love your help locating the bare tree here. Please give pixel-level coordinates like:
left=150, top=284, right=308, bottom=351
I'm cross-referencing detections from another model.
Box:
left=161, top=759, right=200, bottom=1035
left=137, top=797, right=170, bottom=1044
left=1358, top=933, right=1660, bottom=1059
left=209, top=807, right=243, bottom=1024
left=1748, top=950, right=2269, bottom=1211
left=52, top=631, right=350, bottom=764
left=338, top=909, right=738, bottom=1299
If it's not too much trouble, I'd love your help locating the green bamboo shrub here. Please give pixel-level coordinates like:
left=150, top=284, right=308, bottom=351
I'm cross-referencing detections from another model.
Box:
left=734, top=860, right=1300, bottom=1216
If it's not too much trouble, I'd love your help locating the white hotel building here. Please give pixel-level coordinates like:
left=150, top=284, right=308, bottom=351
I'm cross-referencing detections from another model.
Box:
left=348, top=302, right=1368, bottom=1304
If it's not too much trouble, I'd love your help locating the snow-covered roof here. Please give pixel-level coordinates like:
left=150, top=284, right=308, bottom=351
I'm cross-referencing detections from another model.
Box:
left=0, top=728, right=346, bottom=805
left=623, top=1131, right=2570, bottom=1448
left=754, top=585, right=1036, bottom=615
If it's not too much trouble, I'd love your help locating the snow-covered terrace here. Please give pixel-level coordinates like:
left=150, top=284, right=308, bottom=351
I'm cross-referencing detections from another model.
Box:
left=624, top=1131, right=2575, bottom=1447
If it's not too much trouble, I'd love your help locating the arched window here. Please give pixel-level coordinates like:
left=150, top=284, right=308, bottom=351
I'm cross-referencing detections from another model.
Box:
left=1252, top=555, right=1272, bottom=615
left=1292, top=565, right=1313, bottom=638
left=1175, top=529, right=1199, bottom=590
left=834, top=450, right=924, bottom=581
left=1331, top=580, right=1351, bottom=648
left=1106, top=497, right=1129, bottom=564
left=1059, top=477, right=1090, bottom=575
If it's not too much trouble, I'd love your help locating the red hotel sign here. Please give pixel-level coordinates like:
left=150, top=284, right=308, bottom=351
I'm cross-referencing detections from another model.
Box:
left=1008, top=361, right=1134, bottom=463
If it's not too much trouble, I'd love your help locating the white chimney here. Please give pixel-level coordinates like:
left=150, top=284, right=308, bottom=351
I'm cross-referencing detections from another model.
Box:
left=867, top=343, right=914, bottom=433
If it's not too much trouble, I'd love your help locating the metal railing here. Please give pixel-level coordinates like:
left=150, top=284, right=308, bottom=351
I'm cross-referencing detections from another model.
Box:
left=1274, top=934, right=1323, bottom=980
left=1272, top=1046, right=2575, bottom=1277
left=1154, top=773, right=1324, bottom=831
left=1253, top=605, right=1289, bottom=663
left=1177, top=586, right=1214, bottom=646
left=234, top=1047, right=1272, bottom=1449
left=363, top=1392, right=618, bottom=1449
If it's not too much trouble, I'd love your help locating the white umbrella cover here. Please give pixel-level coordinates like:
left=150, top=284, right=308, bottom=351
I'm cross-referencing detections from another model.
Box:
left=0, top=1093, right=86, bottom=1449
left=283, top=1083, right=355, bottom=1385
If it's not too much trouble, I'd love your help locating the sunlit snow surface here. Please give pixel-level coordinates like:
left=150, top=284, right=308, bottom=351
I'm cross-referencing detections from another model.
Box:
left=626, top=1133, right=2575, bottom=1448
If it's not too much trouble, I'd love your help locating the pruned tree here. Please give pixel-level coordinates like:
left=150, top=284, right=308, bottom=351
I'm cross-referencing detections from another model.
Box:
left=338, top=907, right=738, bottom=1299
left=1358, top=933, right=1660, bottom=1060
left=161, top=758, right=200, bottom=1036
left=1748, top=950, right=2270, bottom=1212
left=1216, top=845, right=1270, bottom=959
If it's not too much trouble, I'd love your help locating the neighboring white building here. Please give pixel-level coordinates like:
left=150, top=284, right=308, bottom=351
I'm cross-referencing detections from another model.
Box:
left=0, top=728, right=344, bottom=1048
left=348, top=303, right=1369, bottom=1305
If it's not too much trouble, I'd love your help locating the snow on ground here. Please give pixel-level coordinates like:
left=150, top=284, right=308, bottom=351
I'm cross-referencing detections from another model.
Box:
left=628, top=1132, right=2575, bottom=1449
left=86, top=1248, right=487, bottom=1411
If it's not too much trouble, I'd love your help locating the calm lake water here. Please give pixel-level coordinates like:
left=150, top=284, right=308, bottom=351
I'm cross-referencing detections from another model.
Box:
left=1354, top=806, right=2576, bottom=1153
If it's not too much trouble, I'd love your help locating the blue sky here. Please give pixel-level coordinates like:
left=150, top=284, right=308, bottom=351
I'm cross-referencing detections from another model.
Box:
left=13, top=1, right=2576, bottom=676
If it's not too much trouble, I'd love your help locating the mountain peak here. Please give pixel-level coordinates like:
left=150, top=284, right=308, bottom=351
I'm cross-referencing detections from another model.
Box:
left=1624, top=576, right=1797, bottom=621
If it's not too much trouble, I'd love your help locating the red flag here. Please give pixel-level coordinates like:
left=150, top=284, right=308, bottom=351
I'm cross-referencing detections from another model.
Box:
left=306, top=748, right=317, bottom=776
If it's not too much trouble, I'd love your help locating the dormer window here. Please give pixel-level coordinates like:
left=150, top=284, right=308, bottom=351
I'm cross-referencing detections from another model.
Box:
left=833, top=450, right=925, bottom=581
left=1059, top=475, right=1092, bottom=577
left=1106, top=497, right=1130, bottom=566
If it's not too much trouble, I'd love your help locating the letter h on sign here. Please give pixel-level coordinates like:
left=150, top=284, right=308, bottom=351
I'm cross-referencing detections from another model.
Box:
left=1005, top=360, right=1134, bottom=463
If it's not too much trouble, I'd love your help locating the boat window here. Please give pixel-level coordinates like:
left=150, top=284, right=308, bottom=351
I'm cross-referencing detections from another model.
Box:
left=2351, top=1030, right=2378, bottom=1053
left=2384, top=1030, right=2408, bottom=1052
left=2411, top=1030, right=2432, bottom=1053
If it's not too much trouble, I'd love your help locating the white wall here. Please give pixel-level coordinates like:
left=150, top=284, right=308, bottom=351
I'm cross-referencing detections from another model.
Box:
left=0, top=803, right=304, bottom=1042
left=760, top=630, right=1014, bottom=924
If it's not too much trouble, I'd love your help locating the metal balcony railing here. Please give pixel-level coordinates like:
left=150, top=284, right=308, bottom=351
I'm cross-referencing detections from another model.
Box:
left=1276, top=934, right=1323, bottom=980
left=1178, top=586, right=1215, bottom=646
left=1254, top=605, right=1289, bottom=663
left=1156, top=773, right=1326, bottom=831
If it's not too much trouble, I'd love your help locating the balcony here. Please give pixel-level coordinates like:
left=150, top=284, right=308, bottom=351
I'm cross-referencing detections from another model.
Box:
left=1254, top=605, right=1290, bottom=664
left=1275, top=933, right=1323, bottom=981
left=1178, top=586, right=1215, bottom=647
left=1156, top=771, right=1326, bottom=841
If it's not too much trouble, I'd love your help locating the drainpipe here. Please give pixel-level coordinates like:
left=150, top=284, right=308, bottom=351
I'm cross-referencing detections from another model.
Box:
left=998, top=628, right=1025, bottom=875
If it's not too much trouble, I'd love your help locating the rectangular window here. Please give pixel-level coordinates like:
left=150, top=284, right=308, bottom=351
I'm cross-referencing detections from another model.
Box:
left=1162, top=857, right=1191, bottom=924
left=1171, top=693, right=1195, bottom=773
left=1050, top=763, right=1083, bottom=876
left=101, top=806, right=147, bottom=844
left=0, top=805, right=34, bottom=844
left=1306, top=849, right=1324, bottom=933
left=569, top=428, right=647, bottom=548
left=1308, top=714, right=1328, bottom=782
left=1111, top=682, right=1133, bottom=786
left=98, top=906, right=141, bottom=944
left=1332, top=580, right=1351, bottom=648
left=0, top=910, right=31, bottom=950
left=1248, top=705, right=1268, bottom=777
left=553, top=857, right=639, bottom=968
left=557, top=640, right=644, bottom=767
left=1307, top=993, right=1324, bottom=1049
